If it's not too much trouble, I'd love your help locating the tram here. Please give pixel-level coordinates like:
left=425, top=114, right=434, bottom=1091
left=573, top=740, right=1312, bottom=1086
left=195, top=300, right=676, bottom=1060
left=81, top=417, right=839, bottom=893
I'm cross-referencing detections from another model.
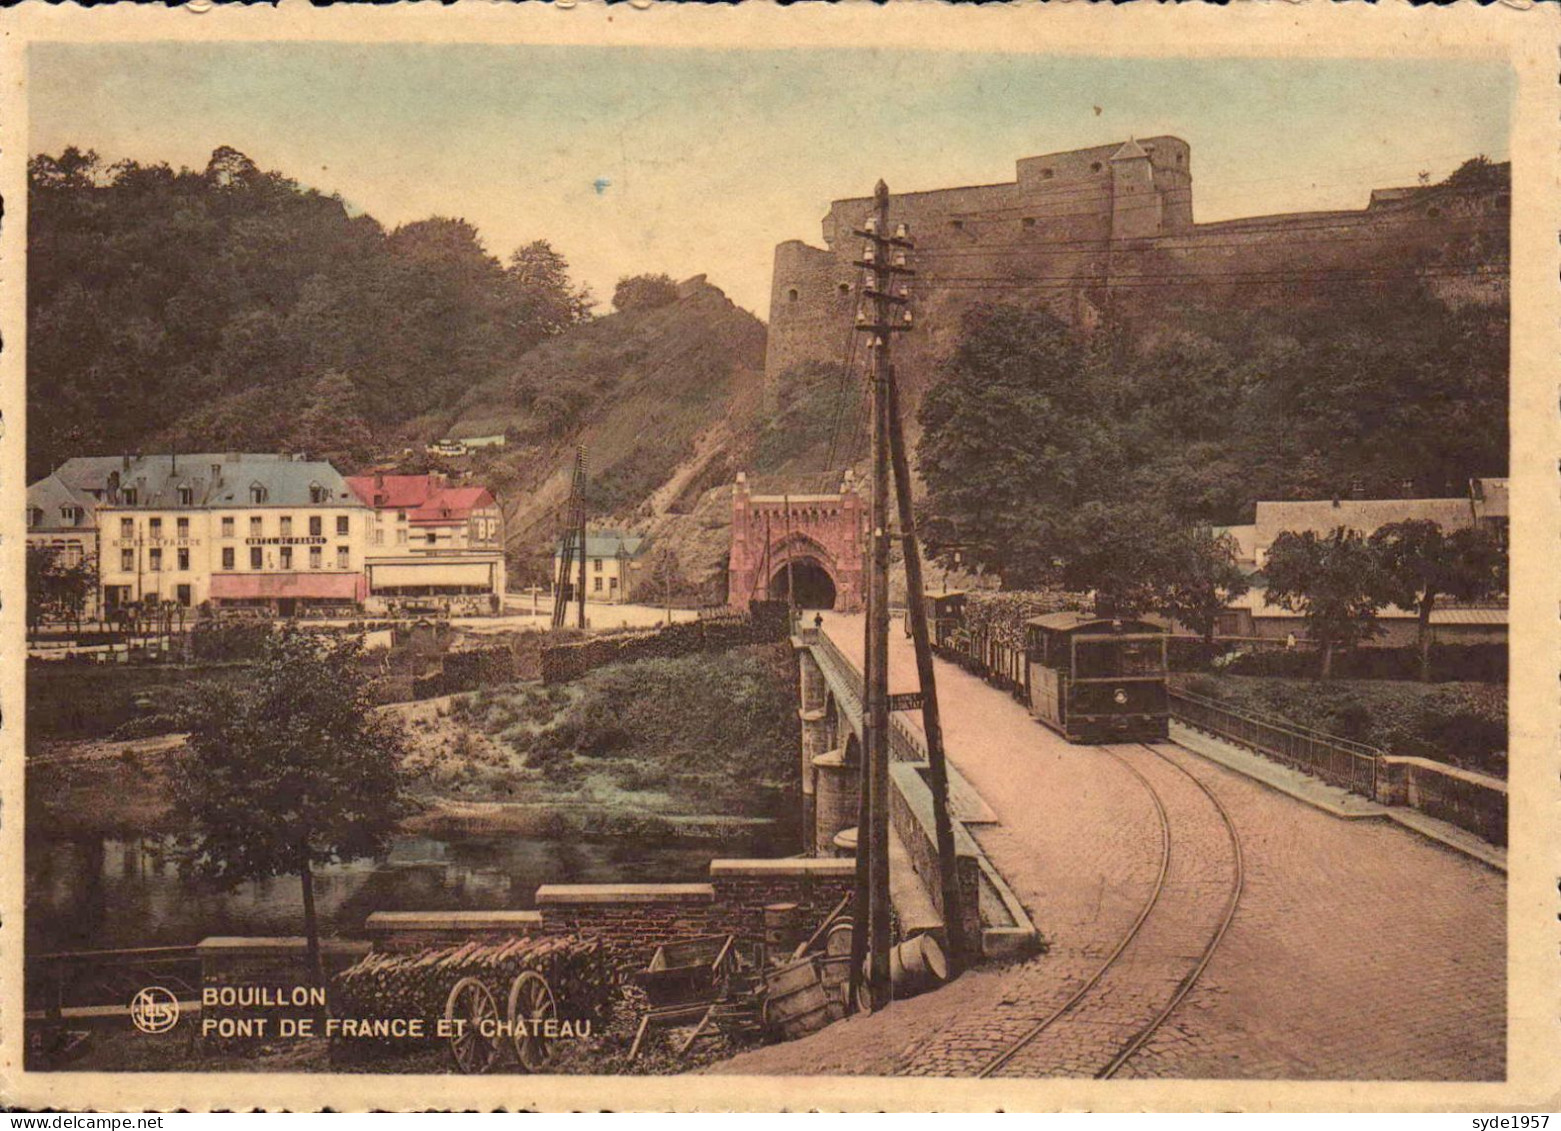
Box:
left=1024, top=612, right=1170, bottom=743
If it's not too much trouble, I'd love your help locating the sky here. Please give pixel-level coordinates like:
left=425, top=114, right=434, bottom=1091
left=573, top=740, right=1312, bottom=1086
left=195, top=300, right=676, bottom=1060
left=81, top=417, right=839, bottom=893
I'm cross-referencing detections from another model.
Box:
left=29, top=43, right=1513, bottom=317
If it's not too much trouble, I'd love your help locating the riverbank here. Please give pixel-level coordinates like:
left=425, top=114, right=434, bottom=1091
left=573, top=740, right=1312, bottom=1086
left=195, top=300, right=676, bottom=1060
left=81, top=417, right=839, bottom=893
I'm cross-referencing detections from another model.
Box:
left=28, top=643, right=801, bottom=844
left=26, top=731, right=792, bottom=846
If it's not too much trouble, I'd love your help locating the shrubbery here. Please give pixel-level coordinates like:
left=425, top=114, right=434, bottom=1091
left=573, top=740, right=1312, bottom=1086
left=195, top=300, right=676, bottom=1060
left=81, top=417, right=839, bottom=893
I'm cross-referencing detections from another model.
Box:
left=1171, top=640, right=1506, bottom=683
left=450, top=645, right=799, bottom=810
left=1180, top=674, right=1506, bottom=778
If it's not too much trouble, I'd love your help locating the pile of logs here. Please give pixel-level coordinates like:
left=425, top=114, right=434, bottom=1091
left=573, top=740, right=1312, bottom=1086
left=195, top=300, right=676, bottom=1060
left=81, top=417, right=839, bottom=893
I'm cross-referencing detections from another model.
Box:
left=334, top=935, right=612, bottom=1049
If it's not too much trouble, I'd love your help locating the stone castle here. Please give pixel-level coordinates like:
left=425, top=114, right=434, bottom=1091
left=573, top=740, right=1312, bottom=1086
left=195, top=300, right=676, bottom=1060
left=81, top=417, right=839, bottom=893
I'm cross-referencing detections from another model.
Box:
left=764, top=136, right=1509, bottom=410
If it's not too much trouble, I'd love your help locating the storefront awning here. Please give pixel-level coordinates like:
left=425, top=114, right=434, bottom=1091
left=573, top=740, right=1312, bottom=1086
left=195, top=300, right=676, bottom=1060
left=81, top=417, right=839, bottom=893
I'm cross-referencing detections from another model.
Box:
left=210, top=573, right=364, bottom=601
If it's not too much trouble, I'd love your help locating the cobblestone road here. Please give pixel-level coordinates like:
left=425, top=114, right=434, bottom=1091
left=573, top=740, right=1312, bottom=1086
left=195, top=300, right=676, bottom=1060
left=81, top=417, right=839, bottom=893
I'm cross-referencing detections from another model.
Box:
left=713, top=615, right=1504, bottom=1080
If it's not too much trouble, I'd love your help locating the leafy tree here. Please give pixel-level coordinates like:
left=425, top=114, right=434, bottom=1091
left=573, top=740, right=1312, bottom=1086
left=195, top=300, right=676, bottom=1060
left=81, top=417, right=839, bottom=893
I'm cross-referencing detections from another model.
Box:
left=174, top=628, right=413, bottom=987
left=644, top=545, right=682, bottom=618
left=293, top=371, right=375, bottom=469
left=1160, top=526, right=1252, bottom=644
left=27, top=544, right=95, bottom=638
left=509, top=240, right=595, bottom=332
left=25, top=147, right=595, bottom=478
left=917, top=305, right=1116, bottom=585
left=1262, top=528, right=1386, bottom=679
left=612, top=273, right=680, bottom=313
left=1369, top=519, right=1507, bottom=681
left=1055, top=501, right=1179, bottom=617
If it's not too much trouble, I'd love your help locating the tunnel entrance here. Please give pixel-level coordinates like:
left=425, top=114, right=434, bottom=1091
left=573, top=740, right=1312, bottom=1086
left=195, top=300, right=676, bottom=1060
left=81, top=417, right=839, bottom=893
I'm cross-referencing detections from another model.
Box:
left=770, top=558, right=838, bottom=610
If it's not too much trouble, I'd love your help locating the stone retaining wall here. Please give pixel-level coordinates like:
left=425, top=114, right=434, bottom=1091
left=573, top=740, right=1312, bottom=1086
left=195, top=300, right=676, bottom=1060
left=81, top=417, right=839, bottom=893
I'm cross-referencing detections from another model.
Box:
left=1376, top=756, right=1507, bottom=845
left=540, top=606, right=789, bottom=684
left=887, top=763, right=984, bottom=950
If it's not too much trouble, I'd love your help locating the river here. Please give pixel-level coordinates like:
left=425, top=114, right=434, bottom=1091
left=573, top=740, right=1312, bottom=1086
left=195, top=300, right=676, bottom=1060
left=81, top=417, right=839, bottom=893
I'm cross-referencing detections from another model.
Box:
left=26, top=825, right=789, bottom=956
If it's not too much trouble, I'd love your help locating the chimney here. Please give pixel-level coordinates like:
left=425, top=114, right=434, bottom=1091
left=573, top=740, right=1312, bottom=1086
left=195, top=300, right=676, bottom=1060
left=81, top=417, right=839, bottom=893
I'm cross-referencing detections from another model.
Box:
left=171, top=450, right=177, bottom=475
left=374, top=470, right=385, bottom=488
left=211, top=463, right=222, bottom=487
left=122, top=454, right=131, bottom=473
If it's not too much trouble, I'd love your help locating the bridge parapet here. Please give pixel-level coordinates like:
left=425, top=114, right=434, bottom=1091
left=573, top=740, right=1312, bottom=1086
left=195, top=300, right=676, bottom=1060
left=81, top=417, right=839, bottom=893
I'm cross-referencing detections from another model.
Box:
left=801, top=629, right=1041, bottom=960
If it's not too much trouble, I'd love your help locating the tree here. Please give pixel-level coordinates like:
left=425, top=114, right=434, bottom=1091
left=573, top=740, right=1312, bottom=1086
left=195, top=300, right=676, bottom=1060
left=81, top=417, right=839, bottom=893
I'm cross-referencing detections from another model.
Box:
left=1369, top=519, right=1506, bottom=681
left=1262, top=528, right=1385, bottom=679
left=1055, top=501, right=1179, bottom=617
left=1161, top=526, right=1252, bottom=644
left=292, top=370, right=376, bottom=469
left=917, top=305, right=1116, bottom=585
left=508, top=239, right=595, bottom=334
left=174, top=628, right=413, bottom=988
left=612, top=273, right=680, bottom=313
left=27, top=544, right=95, bottom=638
left=645, top=545, right=681, bottom=621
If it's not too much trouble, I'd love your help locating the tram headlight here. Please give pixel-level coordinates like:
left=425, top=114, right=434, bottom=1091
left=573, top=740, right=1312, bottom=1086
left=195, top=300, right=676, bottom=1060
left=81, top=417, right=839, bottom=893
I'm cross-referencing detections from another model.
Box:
left=1112, top=688, right=1129, bottom=706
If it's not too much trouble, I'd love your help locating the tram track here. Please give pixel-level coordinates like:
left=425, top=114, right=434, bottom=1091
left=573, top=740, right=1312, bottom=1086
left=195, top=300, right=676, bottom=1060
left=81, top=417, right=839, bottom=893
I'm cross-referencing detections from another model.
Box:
left=977, top=742, right=1244, bottom=1080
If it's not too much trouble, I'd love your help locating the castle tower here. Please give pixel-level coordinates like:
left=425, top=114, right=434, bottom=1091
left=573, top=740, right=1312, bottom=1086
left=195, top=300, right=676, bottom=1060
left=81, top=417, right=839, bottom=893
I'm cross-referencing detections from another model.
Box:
left=1110, top=138, right=1164, bottom=240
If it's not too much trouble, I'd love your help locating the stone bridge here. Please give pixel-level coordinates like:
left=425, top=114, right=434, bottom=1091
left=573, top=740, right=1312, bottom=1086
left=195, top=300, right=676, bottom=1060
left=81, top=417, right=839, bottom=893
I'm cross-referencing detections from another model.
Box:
left=792, top=624, right=1038, bottom=961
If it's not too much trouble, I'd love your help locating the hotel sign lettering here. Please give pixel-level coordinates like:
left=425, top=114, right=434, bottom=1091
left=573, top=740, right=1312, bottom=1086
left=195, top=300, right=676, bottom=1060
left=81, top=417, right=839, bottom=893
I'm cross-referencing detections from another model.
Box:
left=246, top=536, right=328, bottom=546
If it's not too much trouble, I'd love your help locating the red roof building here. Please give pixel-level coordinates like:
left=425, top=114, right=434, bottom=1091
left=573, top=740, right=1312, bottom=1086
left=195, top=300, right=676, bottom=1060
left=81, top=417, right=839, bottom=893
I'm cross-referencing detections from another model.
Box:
left=345, top=472, right=507, bottom=612
left=346, top=473, right=503, bottom=555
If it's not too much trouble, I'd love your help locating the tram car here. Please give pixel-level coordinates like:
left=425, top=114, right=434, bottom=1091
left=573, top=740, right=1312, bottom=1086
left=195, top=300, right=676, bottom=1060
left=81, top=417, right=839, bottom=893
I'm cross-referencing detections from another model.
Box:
left=1024, top=612, right=1170, bottom=743
left=910, top=590, right=967, bottom=652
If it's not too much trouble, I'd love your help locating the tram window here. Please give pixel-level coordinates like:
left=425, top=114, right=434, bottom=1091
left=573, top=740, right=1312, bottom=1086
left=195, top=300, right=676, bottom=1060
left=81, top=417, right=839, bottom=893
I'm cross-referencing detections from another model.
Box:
left=1074, top=641, right=1119, bottom=678
left=1119, top=641, right=1159, bottom=675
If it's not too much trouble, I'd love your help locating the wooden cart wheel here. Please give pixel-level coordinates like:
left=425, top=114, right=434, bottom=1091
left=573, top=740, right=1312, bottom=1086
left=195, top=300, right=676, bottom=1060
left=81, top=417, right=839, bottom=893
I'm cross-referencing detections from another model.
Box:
left=507, top=969, right=558, bottom=1072
left=444, top=976, right=502, bottom=1075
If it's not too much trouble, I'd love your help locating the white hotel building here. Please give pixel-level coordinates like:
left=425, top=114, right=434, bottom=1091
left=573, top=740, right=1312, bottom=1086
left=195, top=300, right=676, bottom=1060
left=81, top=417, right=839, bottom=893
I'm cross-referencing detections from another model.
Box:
left=56, top=453, right=371, bottom=616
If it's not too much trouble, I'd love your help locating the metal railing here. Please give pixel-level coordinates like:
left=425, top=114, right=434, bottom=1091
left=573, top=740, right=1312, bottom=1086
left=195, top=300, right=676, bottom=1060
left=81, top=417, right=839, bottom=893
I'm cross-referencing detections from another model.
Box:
left=1169, top=687, right=1381, bottom=798
left=26, top=945, right=203, bottom=1016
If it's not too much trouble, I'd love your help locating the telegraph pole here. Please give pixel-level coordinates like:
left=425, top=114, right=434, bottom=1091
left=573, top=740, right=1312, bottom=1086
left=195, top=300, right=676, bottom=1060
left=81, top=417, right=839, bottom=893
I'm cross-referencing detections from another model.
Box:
left=842, top=180, right=964, bottom=1005
left=576, top=508, right=587, bottom=630
left=851, top=180, right=917, bottom=1012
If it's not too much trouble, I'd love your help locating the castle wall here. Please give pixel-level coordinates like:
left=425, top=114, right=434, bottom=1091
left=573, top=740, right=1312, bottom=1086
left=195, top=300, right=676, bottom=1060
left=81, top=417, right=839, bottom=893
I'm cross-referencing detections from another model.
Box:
left=764, top=136, right=1507, bottom=424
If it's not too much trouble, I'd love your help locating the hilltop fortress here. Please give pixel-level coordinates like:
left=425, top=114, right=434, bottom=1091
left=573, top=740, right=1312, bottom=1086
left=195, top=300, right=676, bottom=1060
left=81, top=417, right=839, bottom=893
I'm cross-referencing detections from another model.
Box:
left=764, top=136, right=1509, bottom=410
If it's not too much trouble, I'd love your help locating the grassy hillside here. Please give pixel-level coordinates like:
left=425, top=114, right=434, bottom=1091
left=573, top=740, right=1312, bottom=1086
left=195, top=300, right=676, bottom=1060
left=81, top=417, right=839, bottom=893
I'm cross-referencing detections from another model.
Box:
left=431, top=277, right=768, bottom=586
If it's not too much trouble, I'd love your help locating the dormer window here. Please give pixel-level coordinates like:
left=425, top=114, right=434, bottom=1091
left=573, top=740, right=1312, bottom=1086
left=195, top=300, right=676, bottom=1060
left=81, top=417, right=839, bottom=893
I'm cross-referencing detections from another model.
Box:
left=177, top=485, right=194, bottom=506
left=250, top=482, right=269, bottom=504
left=309, top=482, right=328, bottom=504
left=26, top=507, right=42, bottom=528
left=122, top=488, right=137, bottom=506
left=61, top=506, right=83, bottom=526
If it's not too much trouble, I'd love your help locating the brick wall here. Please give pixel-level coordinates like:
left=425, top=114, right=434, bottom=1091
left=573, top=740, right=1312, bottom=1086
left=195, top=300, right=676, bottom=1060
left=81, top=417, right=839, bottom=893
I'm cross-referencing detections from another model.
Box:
left=362, top=911, right=544, bottom=953
left=357, top=864, right=856, bottom=974
left=707, top=859, right=856, bottom=945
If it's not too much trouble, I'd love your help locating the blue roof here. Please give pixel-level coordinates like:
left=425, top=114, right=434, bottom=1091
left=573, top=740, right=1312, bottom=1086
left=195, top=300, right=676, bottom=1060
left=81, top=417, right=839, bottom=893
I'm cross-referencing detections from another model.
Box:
left=47, top=453, right=363, bottom=509
left=555, top=531, right=647, bottom=558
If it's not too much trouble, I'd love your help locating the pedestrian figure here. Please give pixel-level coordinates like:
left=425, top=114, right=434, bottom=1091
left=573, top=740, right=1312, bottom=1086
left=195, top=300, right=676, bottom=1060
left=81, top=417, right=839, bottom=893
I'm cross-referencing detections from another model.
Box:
left=814, top=612, right=824, bottom=629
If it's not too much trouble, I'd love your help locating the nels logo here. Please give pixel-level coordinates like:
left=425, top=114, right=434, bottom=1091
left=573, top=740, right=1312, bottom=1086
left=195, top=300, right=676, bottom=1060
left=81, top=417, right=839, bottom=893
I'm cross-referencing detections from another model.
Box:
left=129, top=986, right=181, bottom=1034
